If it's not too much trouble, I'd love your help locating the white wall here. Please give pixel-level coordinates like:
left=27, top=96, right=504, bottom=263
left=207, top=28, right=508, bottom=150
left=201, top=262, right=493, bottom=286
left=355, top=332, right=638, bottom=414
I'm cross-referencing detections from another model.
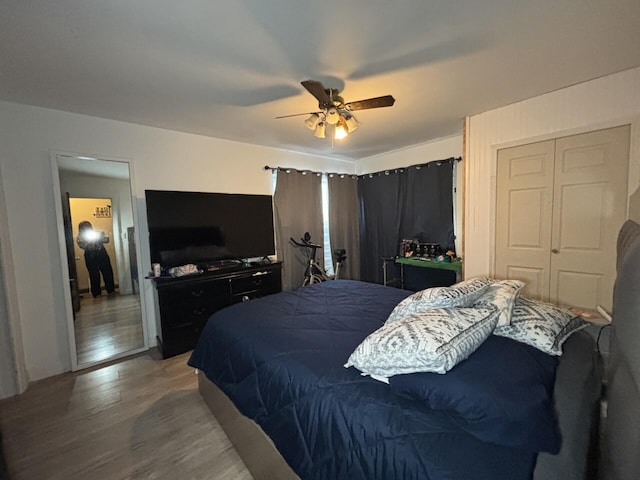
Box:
left=0, top=100, right=353, bottom=382
left=356, top=135, right=462, bottom=175
left=465, top=66, right=640, bottom=279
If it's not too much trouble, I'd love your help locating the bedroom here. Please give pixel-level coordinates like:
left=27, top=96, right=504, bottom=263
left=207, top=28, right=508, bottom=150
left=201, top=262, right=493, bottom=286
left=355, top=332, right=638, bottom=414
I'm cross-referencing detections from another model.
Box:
left=1, top=1, right=640, bottom=479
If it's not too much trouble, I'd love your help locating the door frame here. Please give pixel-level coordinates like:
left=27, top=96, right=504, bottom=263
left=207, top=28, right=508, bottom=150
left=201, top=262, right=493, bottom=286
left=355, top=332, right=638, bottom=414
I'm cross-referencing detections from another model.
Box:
left=50, top=150, right=149, bottom=371
left=61, top=192, right=81, bottom=314
left=487, top=116, right=640, bottom=278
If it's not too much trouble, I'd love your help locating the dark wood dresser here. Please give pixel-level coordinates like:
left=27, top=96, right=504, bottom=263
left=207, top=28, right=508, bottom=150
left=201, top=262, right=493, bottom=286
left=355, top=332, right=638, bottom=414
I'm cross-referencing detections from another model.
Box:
left=151, top=262, right=282, bottom=358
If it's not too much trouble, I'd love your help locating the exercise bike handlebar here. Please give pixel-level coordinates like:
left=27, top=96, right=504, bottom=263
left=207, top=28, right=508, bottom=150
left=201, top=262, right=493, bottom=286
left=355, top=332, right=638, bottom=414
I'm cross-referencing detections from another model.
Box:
left=289, top=237, right=322, bottom=250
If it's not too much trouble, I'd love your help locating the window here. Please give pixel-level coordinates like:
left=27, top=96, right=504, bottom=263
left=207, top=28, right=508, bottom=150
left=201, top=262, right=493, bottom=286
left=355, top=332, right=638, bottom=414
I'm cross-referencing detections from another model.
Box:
left=321, top=174, right=334, bottom=275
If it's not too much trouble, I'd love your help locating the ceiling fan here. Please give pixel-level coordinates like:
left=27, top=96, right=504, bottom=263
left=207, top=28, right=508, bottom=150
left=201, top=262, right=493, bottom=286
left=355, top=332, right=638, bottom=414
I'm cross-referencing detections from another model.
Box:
left=276, top=80, right=395, bottom=139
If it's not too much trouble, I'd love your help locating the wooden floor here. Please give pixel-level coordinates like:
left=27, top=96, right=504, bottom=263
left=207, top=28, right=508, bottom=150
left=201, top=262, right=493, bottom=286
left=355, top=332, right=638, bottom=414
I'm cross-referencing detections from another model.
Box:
left=0, top=351, right=253, bottom=480
left=74, top=293, right=144, bottom=366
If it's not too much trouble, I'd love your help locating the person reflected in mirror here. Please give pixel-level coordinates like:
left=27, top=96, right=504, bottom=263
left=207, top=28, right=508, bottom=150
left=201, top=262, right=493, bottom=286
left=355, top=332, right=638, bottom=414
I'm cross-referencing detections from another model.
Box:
left=77, top=221, right=116, bottom=298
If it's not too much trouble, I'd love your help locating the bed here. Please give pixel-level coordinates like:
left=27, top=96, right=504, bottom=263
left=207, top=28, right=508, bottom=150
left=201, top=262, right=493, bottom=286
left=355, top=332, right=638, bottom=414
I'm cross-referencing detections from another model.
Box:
left=188, top=229, right=640, bottom=480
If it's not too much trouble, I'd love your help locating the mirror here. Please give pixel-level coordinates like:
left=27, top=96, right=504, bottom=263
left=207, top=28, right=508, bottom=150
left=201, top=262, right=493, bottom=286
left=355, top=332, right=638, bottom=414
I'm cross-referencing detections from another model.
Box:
left=54, top=154, right=147, bottom=370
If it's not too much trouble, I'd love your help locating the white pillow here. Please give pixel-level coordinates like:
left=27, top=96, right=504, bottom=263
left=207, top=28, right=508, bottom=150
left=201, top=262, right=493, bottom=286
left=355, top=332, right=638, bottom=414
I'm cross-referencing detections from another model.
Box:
left=472, top=279, right=524, bottom=327
left=345, top=307, right=499, bottom=376
left=386, top=277, right=493, bottom=324
left=494, top=296, right=588, bottom=355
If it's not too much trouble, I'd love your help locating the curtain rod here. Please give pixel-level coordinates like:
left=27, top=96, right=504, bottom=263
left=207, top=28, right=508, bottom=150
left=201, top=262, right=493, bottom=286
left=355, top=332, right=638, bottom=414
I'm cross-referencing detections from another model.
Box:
left=263, top=165, right=357, bottom=178
left=359, top=156, right=461, bottom=179
left=264, top=156, right=461, bottom=178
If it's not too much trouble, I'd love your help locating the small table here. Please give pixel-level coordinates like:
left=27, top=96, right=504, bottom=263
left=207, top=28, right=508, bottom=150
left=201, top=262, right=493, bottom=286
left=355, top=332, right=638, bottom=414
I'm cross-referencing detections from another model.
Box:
left=569, top=306, right=612, bottom=359
left=569, top=306, right=612, bottom=326
left=381, top=257, right=401, bottom=287
left=395, top=256, right=463, bottom=289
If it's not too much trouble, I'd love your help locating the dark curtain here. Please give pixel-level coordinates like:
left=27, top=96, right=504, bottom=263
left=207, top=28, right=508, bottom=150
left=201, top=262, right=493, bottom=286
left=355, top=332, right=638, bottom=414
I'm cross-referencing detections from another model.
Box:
left=274, top=171, right=323, bottom=291
left=328, top=175, right=361, bottom=280
left=398, top=161, right=455, bottom=250
left=358, top=159, right=455, bottom=284
left=358, top=173, right=401, bottom=284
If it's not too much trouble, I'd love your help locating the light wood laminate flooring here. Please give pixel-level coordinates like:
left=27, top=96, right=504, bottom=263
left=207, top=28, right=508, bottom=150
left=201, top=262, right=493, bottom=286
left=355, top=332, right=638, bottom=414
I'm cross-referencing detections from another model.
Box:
left=0, top=352, right=252, bottom=480
left=74, top=293, right=144, bottom=366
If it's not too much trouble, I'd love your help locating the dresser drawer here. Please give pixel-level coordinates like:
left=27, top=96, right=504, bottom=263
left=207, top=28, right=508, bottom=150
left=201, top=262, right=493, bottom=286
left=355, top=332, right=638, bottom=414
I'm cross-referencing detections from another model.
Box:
left=230, top=270, right=279, bottom=303
left=157, top=278, right=231, bottom=331
left=162, top=301, right=222, bottom=329
left=158, top=279, right=229, bottom=306
left=159, top=321, right=206, bottom=358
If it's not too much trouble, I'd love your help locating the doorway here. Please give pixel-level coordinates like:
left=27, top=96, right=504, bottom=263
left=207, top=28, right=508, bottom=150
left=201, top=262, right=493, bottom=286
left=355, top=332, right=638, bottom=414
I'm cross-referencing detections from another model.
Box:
left=53, top=154, right=148, bottom=370
left=494, top=125, right=630, bottom=310
left=70, top=197, right=119, bottom=297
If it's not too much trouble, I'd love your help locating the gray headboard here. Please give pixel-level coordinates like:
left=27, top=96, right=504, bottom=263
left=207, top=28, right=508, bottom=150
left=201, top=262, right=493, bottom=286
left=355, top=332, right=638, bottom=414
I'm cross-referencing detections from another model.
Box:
left=604, top=219, right=640, bottom=480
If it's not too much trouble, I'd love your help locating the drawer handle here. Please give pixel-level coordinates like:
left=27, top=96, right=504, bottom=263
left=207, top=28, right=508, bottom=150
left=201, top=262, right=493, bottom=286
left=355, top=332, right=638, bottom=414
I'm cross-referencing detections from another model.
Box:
left=191, top=289, right=204, bottom=297
left=173, top=321, right=193, bottom=329
left=192, top=307, right=206, bottom=316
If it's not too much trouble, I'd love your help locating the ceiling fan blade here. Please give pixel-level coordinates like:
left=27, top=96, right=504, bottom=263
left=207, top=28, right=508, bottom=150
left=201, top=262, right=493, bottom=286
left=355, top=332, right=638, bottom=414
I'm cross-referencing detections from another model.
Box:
left=275, top=111, right=321, bottom=119
left=301, top=80, right=331, bottom=107
left=345, top=95, right=395, bottom=111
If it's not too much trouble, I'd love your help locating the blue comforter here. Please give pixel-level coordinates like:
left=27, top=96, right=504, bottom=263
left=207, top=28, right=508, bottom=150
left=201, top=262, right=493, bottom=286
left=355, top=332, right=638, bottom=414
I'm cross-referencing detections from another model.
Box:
left=189, top=280, right=555, bottom=479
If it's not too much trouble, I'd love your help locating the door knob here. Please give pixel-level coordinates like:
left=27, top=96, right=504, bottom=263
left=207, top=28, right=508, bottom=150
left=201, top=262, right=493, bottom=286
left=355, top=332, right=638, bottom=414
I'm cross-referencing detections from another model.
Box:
left=551, top=248, right=559, bottom=254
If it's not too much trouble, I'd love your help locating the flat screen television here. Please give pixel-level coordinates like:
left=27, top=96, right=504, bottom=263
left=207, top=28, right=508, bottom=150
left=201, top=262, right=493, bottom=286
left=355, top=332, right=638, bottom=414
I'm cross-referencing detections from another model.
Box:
left=145, top=190, right=276, bottom=268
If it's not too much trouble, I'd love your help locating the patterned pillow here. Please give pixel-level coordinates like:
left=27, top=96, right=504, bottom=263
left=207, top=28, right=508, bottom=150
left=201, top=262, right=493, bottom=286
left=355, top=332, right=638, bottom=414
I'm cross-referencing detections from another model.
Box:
left=386, top=277, right=493, bottom=324
left=345, top=307, right=499, bottom=377
left=493, top=296, right=589, bottom=355
left=472, top=279, right=524, bottom=327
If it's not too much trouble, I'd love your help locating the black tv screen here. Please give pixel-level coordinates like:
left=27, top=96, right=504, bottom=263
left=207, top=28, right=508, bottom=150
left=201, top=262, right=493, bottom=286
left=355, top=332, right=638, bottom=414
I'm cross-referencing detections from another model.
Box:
left=145, top=190, right=275, bottom=267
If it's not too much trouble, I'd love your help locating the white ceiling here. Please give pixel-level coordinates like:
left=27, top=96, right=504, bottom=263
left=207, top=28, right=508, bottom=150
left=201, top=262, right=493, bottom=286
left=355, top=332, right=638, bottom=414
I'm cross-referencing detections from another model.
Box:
left=2, top=0, right=640, bottom=162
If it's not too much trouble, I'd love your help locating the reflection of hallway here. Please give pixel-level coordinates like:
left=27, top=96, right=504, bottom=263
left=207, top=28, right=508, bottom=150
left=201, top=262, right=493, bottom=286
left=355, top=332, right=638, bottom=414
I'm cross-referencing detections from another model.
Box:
left=74, top=293, right=143, bottom=365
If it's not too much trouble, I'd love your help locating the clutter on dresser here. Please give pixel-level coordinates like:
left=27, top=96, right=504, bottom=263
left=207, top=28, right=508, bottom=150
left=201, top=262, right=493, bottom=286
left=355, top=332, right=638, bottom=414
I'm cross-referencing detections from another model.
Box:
left=168, top=264, right=200, bottom=277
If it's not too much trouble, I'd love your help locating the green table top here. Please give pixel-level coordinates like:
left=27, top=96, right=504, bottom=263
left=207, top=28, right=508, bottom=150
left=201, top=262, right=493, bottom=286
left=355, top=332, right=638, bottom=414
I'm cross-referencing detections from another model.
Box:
left=395, top=256, right=463, bottom=272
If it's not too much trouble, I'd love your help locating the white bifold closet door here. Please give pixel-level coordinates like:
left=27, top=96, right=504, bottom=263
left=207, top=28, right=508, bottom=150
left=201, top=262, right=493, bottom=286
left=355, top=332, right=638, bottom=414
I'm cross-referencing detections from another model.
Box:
left=495, top=125, right=630, bottom=311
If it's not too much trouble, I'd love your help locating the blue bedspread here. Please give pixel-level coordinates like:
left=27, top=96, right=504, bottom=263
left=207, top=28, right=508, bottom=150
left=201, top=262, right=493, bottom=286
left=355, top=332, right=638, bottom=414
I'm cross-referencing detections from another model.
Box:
left=188, top=280, right=545, bottom=480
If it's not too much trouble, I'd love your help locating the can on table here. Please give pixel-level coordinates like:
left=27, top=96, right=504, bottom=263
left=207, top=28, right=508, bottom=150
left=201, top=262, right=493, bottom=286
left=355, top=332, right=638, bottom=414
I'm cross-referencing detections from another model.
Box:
left=152, top=263, right=161, bottom=277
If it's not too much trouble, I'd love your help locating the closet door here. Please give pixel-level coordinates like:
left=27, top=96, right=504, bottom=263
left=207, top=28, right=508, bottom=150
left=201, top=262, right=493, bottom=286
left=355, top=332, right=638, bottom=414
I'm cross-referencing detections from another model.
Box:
left=495, top=140, right=555, bottom=300
left=550, top=126, right=629, bottom=311
left=496, top=125, right=630, bottom=310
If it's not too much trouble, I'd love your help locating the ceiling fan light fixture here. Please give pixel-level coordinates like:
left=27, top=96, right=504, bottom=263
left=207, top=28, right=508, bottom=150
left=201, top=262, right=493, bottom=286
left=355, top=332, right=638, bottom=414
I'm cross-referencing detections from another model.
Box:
left=314, top=122, right=326, bottom=138
left=325, top=106, right=340, bottom=125
left=334, top=122, right=347, bottom=140
left=286, top=80, right=394, bottom=141
left=344, top=114, right=360, bottom=133
left=305, top=113, right=321, bottom=130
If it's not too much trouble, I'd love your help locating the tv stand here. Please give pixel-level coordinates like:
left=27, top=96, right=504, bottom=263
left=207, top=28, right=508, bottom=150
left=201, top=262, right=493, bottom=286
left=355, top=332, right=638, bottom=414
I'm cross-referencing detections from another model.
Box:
left=151, top=262, right=282, bottom=358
